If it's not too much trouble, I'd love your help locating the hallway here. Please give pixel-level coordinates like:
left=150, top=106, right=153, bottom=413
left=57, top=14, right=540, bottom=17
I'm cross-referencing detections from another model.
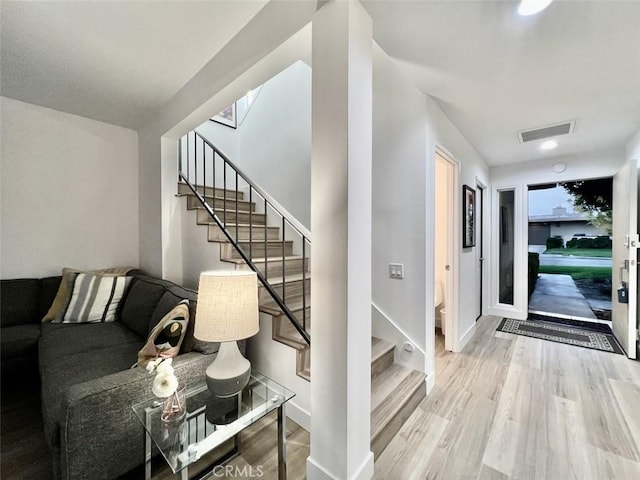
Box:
left=375, top=316, right=640, bottom=479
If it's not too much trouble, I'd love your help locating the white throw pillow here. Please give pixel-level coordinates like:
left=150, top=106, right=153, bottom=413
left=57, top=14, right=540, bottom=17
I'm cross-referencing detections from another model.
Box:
left=56, top=273, right=132, bottom=323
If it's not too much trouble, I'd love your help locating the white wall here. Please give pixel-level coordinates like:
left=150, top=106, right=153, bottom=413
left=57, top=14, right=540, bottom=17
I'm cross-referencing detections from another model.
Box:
left=196, top=61, right=312, bottom=229
left=0, top=97, right=139, bottom=279
left=491, top=147, right=626, bottom=186
left=371, top=45, right=490, bottom=387
left=372, top=44, right=428, bottom=370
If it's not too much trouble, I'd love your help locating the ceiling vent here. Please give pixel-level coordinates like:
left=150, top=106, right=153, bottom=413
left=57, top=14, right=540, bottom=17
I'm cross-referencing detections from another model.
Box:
left=518, top=120, right=576, bottom=144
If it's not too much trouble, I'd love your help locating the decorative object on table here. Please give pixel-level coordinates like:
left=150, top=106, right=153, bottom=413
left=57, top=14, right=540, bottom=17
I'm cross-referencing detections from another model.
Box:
left=195, top=270, right=259, bottom=398
left=146, top=358, right=186, bottom=422
left=462, top=184, right=476, bottom=248
left=137, top=300, right=190, bottom=369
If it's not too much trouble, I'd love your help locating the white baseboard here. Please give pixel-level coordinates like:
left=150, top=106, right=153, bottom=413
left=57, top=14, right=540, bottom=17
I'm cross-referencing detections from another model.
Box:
left=286, top=399, right=310, bottom=432
left=425, top=372, right=436, bottom=395
left=459, top=322, right=477, bottom=351
left=307, top=452, right=374, bottom=480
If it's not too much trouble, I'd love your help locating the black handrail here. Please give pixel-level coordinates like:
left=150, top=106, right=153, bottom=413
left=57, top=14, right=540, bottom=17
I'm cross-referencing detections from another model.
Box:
left=178, top=131, right=310, bottom=346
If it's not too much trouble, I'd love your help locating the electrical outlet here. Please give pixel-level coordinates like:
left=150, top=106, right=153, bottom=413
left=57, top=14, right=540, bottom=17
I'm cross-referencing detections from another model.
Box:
left=389, top=263, right=404, bottom=279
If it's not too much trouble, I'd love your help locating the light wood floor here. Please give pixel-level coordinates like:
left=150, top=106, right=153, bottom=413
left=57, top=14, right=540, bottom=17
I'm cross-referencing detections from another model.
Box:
left=4, top=316, right=640, bottom=479
left=375, top=315, right=640, bottom=479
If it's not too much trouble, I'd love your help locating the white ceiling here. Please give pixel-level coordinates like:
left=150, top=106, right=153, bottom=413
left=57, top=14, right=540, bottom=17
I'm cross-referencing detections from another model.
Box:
left=361, top=0, right=640, bottom=165
left=2, top=1, right=639, bottom=166
left=0, top=1, right=267, bottom=130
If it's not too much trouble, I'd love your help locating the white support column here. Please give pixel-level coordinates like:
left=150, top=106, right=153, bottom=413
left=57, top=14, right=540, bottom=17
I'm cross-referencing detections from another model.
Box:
left=307, top=1, right=374, bottom=479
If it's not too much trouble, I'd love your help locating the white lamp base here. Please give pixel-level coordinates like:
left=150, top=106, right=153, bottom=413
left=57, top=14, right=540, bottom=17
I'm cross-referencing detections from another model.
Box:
left=205, top=341, right=250, bottom=398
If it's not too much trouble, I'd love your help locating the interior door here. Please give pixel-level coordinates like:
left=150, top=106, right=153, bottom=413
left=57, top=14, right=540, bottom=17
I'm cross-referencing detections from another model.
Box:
left=612, top=159, right=639, bottom=359
left=476, top=183, right=484, bottom=320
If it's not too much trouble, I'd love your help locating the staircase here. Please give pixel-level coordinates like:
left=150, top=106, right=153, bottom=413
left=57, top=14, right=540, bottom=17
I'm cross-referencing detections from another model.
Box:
left=178, top=131, right=425, bottom=456
left=177, top=180, right=311, bottom=380
left=370, top=337, right=426, bottom=459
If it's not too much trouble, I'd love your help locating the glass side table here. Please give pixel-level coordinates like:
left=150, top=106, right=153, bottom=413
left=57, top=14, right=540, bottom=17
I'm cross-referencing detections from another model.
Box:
left=132, top=371, right=295, bottom=480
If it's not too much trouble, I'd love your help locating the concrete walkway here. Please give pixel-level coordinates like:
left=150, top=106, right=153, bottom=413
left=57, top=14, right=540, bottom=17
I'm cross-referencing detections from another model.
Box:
left=529, top=273, right=597, bottom=319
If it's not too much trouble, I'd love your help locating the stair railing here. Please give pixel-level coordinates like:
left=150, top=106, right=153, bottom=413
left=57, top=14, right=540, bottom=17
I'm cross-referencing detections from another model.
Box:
left=178, top=130, right=310, bottom=346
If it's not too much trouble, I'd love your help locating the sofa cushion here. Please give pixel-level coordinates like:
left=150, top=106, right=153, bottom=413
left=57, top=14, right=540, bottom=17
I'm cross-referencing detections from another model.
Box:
left=151, top=289, right=219, bottom=355
left=0, top=279, right=41, bottom=327
left=42, top=268, right=78, bottom=322
left=120, top=277, right=167, bottom=338
left=1, top=324, right=41, bottom=359
left=138, top=300, right=189, bottom=368
left=40, top=322, right=143, bottom=359
left=55, top=273, right=132, bottom=324
left=40, top=341, right=143, bottom=447
left=43, top=267, right=137, bottom=322
left=39, top=276, right=63, bottom=320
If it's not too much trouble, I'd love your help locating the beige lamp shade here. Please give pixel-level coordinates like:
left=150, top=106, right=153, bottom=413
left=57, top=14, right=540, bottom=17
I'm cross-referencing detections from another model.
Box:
left=194, top=270, right=259, bottom=342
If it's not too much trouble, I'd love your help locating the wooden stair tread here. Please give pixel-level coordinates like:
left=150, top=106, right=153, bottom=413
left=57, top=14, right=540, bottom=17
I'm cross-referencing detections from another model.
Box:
left=208, top=223, right=277, bottom=228
left=371, top=337, right=394, bottom=364
left=184, top=193, right=254, bottom=205
left=371, top=366, right=425, bottom=440
left=191, top=205, right=264, bottom=214
left=258, top=273, right=310, bottom=286
left=222, top=255, right=306, bottom=265
left=260, top=297, right=310, bottom=316
left=177, top=182, right=243, bottom=199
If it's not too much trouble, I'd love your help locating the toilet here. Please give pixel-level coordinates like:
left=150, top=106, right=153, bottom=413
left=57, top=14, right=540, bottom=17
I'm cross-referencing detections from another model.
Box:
left=435, top=280, right=446, bottom=335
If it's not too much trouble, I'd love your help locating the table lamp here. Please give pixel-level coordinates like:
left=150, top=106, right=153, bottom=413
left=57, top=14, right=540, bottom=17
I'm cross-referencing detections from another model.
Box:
left=195, top=270, right=259, bottom=397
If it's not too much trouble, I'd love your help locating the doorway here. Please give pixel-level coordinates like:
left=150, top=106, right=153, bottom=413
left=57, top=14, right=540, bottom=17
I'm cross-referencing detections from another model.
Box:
left=434, top=150, right=459, bottom=353
left=476, top=181, right=485, bottom=321
left=527, top=179, right=613, bottom=324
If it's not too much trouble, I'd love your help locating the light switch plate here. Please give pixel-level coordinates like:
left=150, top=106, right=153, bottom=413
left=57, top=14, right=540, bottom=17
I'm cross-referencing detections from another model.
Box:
left=389, top=263, right=404, bottom=279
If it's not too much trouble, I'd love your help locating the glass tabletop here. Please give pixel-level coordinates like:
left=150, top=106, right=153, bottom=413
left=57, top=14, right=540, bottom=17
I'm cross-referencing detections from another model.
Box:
left=131, top=371, right=295, bottom=473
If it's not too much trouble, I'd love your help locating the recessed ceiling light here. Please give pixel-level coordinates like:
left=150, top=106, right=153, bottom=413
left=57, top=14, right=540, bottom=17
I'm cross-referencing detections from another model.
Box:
left=518, top=0, right=554, bottom=16
left=540, top=140, right=558, bottom=150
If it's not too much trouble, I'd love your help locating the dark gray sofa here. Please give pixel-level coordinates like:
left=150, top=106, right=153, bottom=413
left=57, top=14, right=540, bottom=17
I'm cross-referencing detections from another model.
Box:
left=1, top=276, right=61, bottom=377
left=1, top=273, right=219, bottom=480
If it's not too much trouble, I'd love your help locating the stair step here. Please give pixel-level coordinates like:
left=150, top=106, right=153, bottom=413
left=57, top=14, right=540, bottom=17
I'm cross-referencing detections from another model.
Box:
left=178, top=182, right=243, bottom=200
left=259, top=275, right=310, bottom=303
left=221, top=240, right=294, bottom=260
left=208, top=224, right=280, bottom=242
left=272, top=311, right=311, bottom=350
left=370, top=364, right=426, bottom=459
left=296, top=348, right=310, bottom=381
left=371, top=337, right=395, bottom=376
left=196, top=208, right=266, bottom=226
left=225, top=256, right=309, bottom=277
left=187, top=194, right=255, bottom=213
left=260, top=295, right=310, bottom=317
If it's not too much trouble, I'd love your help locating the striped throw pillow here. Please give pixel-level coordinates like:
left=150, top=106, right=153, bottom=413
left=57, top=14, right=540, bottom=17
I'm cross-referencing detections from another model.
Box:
left=58, top=273, right=132, bottom=323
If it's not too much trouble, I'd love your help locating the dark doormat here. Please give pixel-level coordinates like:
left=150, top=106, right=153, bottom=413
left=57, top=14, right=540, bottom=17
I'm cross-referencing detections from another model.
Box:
left=497, top=317, right=624, bottom=355
left=527, top=312, right=613, bottom=333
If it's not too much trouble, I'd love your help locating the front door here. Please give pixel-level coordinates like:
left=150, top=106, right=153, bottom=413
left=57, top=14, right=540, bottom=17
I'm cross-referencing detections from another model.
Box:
left=611, top=159, right=639, bottom=359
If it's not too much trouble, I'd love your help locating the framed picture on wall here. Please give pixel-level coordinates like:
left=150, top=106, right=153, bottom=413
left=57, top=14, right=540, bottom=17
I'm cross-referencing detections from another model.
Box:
left=462, top=184, right=476, bottom=248
left=210, top=103, right=237, bottom=129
